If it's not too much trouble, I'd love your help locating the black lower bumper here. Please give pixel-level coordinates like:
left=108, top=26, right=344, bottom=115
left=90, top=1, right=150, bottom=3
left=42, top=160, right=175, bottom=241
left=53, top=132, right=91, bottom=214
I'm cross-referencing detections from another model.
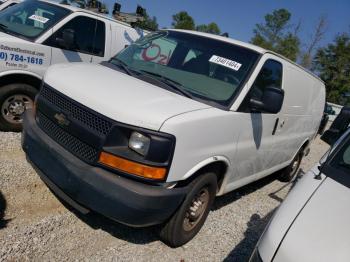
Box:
left=22, top=110, right=187, bottom=227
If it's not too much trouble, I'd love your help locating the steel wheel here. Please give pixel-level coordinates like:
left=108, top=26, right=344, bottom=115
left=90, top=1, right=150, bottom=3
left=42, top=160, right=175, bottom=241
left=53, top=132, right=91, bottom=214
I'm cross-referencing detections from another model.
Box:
left=290, top=154, right=301, bottom=177
left=160, top=172, right=217, bottom=247
left=1, top=94, right=33, bottom=124
left=183, top=187, right=210, bottom=231
left=279, top=152, right=303, bottom=182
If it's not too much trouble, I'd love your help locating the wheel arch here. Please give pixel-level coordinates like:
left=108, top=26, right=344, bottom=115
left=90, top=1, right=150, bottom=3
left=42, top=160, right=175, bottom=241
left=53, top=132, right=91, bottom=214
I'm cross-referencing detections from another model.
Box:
left=176, top=156, right=231, bottom=194
left=299, top=139, right=310, bottom=156
left=0, top=71, right=42, bottom=90
left=290, top=138, right=310, bottom=163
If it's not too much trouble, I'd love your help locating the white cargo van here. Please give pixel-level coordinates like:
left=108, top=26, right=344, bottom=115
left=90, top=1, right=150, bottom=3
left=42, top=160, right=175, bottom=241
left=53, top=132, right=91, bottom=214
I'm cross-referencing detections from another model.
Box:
left=22, top=30, right=325, bottom=247
left=0, top=0, right=146, bottom=131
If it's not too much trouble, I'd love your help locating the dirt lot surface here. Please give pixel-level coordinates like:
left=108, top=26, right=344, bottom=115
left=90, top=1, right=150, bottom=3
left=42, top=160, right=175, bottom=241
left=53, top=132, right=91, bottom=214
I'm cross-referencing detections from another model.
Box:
left=0, top=132, right=329, bottom=261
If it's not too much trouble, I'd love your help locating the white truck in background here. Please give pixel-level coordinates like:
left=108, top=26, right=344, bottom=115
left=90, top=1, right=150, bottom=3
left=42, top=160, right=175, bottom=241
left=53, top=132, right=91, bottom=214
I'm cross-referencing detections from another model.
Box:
left=0, top=0, right=146, bottom=131
left=0, top=0, right=20, bottom=11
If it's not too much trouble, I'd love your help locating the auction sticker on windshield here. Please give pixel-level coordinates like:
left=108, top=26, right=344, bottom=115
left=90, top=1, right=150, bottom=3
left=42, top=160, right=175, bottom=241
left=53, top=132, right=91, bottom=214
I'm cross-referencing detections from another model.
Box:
left=29, top=15, right=49, bottom=24
left=209, top=55, right=242, bottom=71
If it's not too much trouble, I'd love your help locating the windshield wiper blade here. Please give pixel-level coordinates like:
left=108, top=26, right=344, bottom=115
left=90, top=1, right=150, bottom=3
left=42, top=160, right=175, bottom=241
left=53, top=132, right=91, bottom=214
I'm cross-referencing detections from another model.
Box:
left=0, top=23, right=8, bottom=32
left=110, top=58, right=134, bottom=76
left=139, top=70, right=194, bottom=99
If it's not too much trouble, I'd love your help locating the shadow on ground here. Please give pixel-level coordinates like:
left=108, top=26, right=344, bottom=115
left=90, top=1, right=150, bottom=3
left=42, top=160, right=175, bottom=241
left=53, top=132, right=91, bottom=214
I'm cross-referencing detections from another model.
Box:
left=223, top=169, right=305, bottom=261
left=0, top=190, right=9, bottom=229
left=49, top=188, right=160, bottom=245
left=51, top=169, right=305, bottom=247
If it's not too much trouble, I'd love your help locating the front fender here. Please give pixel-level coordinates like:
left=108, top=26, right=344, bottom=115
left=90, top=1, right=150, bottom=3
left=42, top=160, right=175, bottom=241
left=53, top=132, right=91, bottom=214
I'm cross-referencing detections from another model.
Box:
left=183, top=156, right=231, bottom=180
left=0, top=69, right=42, bottom=80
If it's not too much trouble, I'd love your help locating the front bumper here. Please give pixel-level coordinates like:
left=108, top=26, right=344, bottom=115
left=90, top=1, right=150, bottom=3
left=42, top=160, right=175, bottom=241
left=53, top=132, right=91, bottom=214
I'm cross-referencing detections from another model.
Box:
left=22, top=109, right=187, bottom=227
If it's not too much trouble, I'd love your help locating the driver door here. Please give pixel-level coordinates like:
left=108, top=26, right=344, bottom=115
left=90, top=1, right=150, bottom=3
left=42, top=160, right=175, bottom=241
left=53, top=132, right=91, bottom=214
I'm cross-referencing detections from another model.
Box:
left=229, top=57, right=285, bottom=183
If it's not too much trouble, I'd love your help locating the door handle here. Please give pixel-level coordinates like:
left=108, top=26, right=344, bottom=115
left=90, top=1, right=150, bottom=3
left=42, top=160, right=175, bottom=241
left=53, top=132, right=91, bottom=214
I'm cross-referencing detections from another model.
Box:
left=272, top=118, right=279, bottom=135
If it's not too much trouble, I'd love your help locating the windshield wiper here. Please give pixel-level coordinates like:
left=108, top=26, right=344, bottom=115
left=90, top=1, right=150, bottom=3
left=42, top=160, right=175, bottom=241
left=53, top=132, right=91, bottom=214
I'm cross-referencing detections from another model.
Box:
left=0, top=23, right=8, bottom=33
left=110, top=58, right=135, bottom=76
left=138, top=70, right=194, bottom=99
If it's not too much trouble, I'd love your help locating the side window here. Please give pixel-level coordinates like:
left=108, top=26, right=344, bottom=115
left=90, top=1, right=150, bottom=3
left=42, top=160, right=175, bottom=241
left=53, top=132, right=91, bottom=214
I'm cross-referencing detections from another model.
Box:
left=250, top=59, right=283, bottom=101
left=239, top=59, right=283, bottom=112
left=92, top=20, right=106, bottom=56
left=44, top=16, right=105, bottom=57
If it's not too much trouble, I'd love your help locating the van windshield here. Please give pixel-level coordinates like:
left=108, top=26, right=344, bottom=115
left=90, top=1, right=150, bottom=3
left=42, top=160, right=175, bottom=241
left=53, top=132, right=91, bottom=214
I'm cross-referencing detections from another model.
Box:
left=0, top=0, right=71, bottom=40
left=112, top=31, right=259, bottom=108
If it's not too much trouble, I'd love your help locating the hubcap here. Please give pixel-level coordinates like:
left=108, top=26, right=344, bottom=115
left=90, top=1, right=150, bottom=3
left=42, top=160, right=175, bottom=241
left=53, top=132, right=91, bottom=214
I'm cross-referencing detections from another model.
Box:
left=1, top=94, right=33, bottom=124
left=290, top=155, right=300, bottom=176
left=183, top=188, right=209, bottom=231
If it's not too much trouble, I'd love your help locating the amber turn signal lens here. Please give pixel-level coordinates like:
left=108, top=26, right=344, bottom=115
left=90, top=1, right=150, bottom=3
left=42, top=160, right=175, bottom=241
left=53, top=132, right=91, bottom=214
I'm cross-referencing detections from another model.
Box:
left=98, top=152, right=167, bottom=180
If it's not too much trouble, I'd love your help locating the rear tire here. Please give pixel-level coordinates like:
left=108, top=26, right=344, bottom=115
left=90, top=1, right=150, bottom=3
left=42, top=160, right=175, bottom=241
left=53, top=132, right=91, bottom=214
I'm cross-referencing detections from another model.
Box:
left=279, top=151, right=303, bottom=182
left=0, top=83, right=37, bottom=132
left=160, top=173, right=217, bottom=247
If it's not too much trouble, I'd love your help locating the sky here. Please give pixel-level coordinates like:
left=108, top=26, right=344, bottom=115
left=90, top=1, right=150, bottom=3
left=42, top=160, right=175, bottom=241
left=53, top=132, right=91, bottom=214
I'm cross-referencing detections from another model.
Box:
left=104, top=0, right=350, bottom=49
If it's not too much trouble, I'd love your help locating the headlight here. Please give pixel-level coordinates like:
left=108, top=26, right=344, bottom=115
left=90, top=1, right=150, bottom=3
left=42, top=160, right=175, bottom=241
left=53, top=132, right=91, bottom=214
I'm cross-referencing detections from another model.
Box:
left=128, top=131, right=150, bottom=156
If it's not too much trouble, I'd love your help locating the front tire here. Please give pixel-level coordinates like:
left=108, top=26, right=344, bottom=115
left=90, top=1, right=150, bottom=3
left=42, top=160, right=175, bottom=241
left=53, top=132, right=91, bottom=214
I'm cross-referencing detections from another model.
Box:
left=160, top=173, right=217, bottom=247
left=0, top=83, right=37, bottom=132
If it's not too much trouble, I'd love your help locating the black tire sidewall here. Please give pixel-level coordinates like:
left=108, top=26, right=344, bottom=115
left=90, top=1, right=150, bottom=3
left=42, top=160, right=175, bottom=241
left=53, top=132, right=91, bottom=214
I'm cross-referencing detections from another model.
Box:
left=0, top=83, right=37, bottom=132
left=161, top=173, right=217, bottom=247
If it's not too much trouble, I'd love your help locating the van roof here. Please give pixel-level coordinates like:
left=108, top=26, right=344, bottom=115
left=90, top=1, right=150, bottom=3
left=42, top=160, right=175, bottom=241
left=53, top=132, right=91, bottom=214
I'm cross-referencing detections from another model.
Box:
left=168, top=29, right=323, bottom=83
left=39, top=0, right=133, bottom=28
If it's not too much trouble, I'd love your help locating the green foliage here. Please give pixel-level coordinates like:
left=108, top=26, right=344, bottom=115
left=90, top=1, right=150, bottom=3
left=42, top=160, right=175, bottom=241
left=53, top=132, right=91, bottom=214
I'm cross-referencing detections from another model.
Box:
left=251, top=9, right=300, bottom=61
left=196, top=22, right=221, bottom=35
left=313, top=34, right=350, bottom=105
left=134, top=11, right=158, bottom=31
left=172, top=11, right=195, bottom=30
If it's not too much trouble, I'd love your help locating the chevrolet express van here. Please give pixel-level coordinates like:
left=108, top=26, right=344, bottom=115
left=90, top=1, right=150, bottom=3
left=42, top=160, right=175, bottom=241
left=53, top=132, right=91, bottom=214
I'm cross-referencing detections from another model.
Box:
left=22, top=30, right=325, bottom=247
left=0, top=0, right=145, bottom=131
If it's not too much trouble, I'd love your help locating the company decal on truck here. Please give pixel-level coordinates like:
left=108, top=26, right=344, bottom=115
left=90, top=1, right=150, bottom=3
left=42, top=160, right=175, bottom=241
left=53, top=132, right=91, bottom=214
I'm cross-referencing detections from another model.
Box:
left=0, top=44, right=45, bottom=69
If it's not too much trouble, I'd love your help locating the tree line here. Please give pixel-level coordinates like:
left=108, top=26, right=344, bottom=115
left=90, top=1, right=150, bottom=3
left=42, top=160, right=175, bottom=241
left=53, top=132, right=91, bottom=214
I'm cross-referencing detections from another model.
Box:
left=139, top=9, right=349, bottom=105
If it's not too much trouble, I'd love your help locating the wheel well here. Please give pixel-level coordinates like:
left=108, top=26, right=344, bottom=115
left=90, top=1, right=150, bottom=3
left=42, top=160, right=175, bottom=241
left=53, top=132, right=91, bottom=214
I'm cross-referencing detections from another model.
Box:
left=0, top=74, right=42, bottom=90
left=300, top=140, right=310, bottom=154
left=176, top=161, right=228, bottom=191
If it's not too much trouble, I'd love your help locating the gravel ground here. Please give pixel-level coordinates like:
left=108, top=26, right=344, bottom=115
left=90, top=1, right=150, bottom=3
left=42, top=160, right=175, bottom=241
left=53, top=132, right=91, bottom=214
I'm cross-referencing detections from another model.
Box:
left=0, top=131, right=329, bottom=262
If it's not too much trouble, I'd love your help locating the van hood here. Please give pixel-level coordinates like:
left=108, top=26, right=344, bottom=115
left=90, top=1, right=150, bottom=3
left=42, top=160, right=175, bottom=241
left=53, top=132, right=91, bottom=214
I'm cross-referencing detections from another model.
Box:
left=44, top=63, right=211, bottom=131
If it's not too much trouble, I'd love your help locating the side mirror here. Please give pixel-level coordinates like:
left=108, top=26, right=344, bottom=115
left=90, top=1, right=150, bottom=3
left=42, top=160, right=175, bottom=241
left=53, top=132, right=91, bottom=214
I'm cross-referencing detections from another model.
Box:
left=250, top=86, right=284, bottom=114
left=321, top=106, right=350, bottom=145
left=56, top=28, right=75, bottom=50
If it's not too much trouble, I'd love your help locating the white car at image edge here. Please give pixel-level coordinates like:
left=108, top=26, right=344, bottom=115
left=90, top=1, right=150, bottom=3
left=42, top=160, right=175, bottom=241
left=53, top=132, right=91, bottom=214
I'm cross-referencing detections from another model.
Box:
left=251, top=107, right=350, bottom=262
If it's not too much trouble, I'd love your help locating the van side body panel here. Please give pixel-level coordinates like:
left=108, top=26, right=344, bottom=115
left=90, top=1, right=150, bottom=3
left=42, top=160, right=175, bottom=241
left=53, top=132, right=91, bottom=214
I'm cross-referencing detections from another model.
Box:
left=273, top=61, right=325, bottom=165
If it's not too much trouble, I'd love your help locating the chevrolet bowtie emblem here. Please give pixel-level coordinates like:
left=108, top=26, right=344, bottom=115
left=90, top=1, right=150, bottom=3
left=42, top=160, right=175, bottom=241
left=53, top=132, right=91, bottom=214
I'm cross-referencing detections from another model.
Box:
left=54, top=113, right=70, bottom=126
